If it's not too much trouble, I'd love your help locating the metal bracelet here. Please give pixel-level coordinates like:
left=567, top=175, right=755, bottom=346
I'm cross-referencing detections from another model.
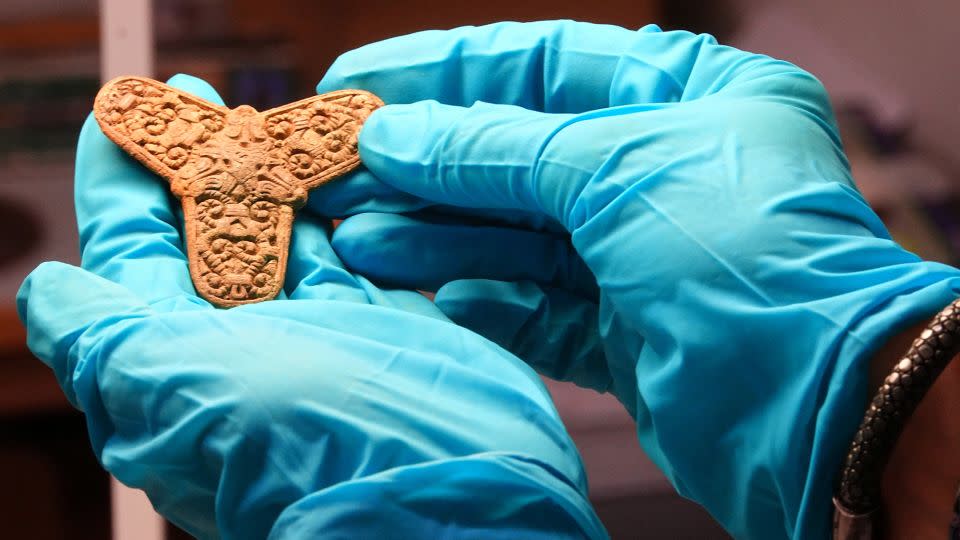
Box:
left=834, top=297, right=960, bottom=540
left=950, top=483, right=960, bottom=539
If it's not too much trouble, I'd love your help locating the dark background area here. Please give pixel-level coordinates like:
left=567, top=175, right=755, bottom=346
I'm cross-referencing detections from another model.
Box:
left=2, top=0, right=958, bottom=538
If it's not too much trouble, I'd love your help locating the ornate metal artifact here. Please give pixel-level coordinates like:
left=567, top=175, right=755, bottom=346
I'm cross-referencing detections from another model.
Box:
left=94, top=76, right=382, bottom=307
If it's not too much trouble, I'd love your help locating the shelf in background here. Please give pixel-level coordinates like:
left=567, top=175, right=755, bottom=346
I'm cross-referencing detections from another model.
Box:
left=0, top=15, right=98, bottom=53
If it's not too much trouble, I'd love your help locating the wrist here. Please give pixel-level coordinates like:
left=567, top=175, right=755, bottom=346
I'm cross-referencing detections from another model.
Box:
left=840, top=300, right=960, bottom=538
left=870, top=319, right=960, bottom=538
left=880, top=354, right=960, bottom=539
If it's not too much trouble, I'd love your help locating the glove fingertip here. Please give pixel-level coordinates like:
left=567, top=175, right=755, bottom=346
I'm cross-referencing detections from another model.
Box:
left=357, top=102, right=424, bottom=147
left=18, top=262, right=149, bottom=381
left=17, top=261, right=79, bottom=330
left=437, top=279, right=611, bottom=392
left=330, top=213, right=391, bottom=260
left=435, top=280, right=538, bottom=342
left=165, top=73, right=226, bottom=107
left=357, top=101, right=469, bottom=200
left=315, top=55, right=360, bottom=95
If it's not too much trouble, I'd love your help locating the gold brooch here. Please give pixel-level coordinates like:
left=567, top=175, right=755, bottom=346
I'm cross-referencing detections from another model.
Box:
left=94, top=76, right=383, bottom=307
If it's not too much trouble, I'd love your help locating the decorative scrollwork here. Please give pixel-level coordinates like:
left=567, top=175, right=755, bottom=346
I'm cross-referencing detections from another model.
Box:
left=94, top=76, right=383, bottom=306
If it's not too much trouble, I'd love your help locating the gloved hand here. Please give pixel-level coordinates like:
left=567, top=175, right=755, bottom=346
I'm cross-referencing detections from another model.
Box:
left=315, top=21, right=960, bottom=539
left=16, top=75, right=607, bottom=540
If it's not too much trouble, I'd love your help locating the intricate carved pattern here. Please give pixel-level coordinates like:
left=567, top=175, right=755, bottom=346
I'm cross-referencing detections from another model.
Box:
left=834, top=297, right=960, bottom=539
left=94, top=76, right=382, bottom=306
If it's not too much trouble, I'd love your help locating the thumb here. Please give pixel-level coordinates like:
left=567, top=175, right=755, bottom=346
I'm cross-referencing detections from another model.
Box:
left=435, top=279, right=612, bottom=394
left=359, top=101, right=589, bottom=225
left=17, top=262, right=151, bottom=407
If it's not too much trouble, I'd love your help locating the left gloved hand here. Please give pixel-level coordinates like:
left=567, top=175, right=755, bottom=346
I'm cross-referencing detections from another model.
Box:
left=16, top=75, right=605, bottom=540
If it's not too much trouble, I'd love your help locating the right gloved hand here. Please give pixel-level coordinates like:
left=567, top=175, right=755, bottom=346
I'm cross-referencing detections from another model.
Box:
left=316, top=21, right=960, bottom=539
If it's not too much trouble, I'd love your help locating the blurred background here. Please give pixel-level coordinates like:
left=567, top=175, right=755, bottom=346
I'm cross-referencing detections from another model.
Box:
left=1, top=0, right=959, bottom=538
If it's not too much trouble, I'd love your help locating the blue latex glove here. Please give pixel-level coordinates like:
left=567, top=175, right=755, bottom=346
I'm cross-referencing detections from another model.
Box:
left=316, top=21, right=960, bottom=539
left=16, top=75, right=607, bottom=540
